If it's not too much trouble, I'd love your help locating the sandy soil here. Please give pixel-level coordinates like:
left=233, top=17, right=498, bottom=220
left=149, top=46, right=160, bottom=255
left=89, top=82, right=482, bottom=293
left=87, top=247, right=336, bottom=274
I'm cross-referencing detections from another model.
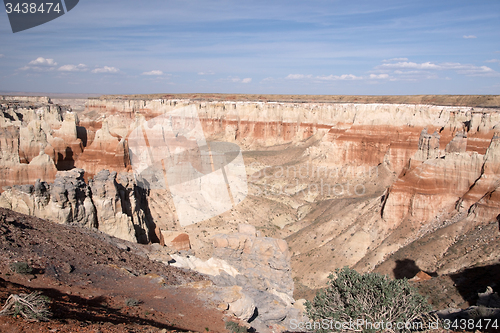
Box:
left=0, top=208, right=229, bottom=333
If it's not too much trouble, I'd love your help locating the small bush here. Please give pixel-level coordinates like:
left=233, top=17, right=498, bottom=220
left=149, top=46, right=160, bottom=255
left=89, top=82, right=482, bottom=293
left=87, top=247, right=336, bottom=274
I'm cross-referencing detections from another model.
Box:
left=9, top=262, right=33, bottom=275
left=225, top=321, right=247, bottom=333
left=305, top=267, right=432, bottom=333
left=125, top=298, right=139, bottom=307
left=0, top=292, right=51, bottom=321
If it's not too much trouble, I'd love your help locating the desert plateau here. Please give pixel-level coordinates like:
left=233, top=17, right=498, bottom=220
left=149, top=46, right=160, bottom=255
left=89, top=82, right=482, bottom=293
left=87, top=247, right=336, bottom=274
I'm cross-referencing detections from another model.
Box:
left=0, top=94, right=498, bottom=332
left=2, top=0, right=500, bottom=331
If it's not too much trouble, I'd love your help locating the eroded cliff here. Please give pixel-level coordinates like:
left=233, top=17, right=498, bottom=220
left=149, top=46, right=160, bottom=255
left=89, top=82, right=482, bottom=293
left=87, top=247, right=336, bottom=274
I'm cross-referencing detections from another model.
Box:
left=2, top=95, right=500, bottom=292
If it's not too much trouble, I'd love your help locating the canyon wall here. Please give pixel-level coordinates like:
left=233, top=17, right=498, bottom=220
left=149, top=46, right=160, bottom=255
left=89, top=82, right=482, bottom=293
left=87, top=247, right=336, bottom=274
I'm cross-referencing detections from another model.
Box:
left=2, top=96, right=500, bottom=289
left=0, top=168, right=157, bottom=243
left=83, top=98, right=500, bottom=288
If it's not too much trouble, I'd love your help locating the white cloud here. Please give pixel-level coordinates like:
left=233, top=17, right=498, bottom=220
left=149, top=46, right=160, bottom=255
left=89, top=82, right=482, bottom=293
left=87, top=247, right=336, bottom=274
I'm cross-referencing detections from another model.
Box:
left=0, top=54, right=4, bottom=58
left=288, top=73, right=363, bottom=81
left=382, top=57, right=408, bottom=62
left=92, top=66, right=119, bottom=74
left=439, top=62, right=497, bottom=76
left=463, top=35, right=477, bottom=39
left=29, top=57, right=57, bottom=66
left=387, top=69, right=440, bottom=81
left=142, top=70, right=163, bottom=76
left=317, top=74, right=362, bottom=80
left=458, top=66, right=496, bottom=76
left=378, top=61, right=440, bottom=70
left=20, top=57, right=58, bottom=71
left=225, top=77, right=252, bottom=83
left=58, top=64, right=88, bottom=72
left=394, top=70, right=425, bottom=75
left=485, top=59, right=500, bottom=63
left=369, top=74, right=389, bottom=79
left=217, top=76, right=251, bottom=83
left=198, top=70, right=215, bottom=75
left=285, top=74, right=312, bottom=80
left=377, top=59, right=499, bottom=78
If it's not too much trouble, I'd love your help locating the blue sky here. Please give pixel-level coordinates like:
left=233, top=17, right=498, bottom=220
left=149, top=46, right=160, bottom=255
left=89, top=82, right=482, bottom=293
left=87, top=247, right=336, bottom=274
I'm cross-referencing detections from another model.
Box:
left=0, top=0, right=499, bottom=95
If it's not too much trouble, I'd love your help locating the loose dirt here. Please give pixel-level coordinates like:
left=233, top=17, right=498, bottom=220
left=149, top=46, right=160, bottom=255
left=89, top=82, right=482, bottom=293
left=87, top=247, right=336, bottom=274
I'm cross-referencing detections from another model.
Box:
left=0, top=208, right=228, bottom=333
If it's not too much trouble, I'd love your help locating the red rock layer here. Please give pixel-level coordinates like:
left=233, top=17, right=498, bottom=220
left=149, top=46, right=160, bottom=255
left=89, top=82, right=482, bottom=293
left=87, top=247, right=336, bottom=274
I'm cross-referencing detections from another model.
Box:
left=0, top=125, right=58, bottom=189
left=199, top=118, right=332, bottom=144
left=1, top=153, right=57, bottom=189
left=74, top=120, right=131, bottom=180
left=325, top=125, right=425, bottom=174
left=382, top=130, right=500, bottom=229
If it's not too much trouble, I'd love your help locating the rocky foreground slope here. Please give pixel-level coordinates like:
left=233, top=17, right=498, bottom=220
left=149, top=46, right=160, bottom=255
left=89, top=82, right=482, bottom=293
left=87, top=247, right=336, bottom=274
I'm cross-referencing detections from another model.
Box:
left=0, top=207, right=226, bottom=333
left=1, top=95, right=500, bottom=326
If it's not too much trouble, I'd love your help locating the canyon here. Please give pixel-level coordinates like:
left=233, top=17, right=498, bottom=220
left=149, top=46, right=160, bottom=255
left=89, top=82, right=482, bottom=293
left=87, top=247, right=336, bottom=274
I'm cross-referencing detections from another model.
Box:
left=1, top=94, right=500, bottom=329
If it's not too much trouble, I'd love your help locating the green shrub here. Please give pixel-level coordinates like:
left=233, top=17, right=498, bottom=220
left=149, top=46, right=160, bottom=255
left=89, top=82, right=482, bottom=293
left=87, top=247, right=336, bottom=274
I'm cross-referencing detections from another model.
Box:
left=9, top=262, right=33, bottom=275
left=125, top=298, right=139, bottom=307
left=305, top=267, right=432, bottom=333
left=225, top=320, right=247, bottom=333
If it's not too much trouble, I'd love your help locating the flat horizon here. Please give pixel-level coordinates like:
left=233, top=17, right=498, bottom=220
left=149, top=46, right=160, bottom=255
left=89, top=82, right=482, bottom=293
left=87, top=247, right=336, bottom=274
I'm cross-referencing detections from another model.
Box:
left=1, top=1, right=499, bottom=95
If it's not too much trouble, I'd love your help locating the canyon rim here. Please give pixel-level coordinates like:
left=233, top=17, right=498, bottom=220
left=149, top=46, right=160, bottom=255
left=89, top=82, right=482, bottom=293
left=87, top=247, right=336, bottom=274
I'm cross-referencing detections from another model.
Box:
left=1, top=94, right=500, bottom=332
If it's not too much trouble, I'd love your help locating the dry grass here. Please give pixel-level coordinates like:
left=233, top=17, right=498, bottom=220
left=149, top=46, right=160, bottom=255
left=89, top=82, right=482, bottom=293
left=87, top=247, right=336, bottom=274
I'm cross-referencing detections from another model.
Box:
left=0, top=292, right=51, bottom=322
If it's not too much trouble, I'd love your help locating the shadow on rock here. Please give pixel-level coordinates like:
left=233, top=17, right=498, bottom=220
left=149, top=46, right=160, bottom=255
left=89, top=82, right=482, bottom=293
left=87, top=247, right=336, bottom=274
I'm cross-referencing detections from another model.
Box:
left=449, top=264, right=500, bottom=306
left=393, top=259, right=437, bottom=280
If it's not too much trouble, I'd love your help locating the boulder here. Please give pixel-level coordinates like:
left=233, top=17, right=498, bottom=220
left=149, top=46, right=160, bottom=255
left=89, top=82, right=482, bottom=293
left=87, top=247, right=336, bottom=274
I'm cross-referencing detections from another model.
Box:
left=170, top=254, right=239, bottom=277
left=170, top=224, right=298, bottom=332
left=212, top=225, right=293, bottom=298
left=409, top=271, right=432, bottom=282
left=227, top=288, right=256, bottom=322
left=477, top=286, right=500, bottom=308
left=160, top=231, right=191, bottom=251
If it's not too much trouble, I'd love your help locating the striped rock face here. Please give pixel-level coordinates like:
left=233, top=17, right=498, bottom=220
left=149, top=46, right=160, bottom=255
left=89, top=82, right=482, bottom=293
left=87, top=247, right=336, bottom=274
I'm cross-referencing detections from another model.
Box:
left=2, top=96, right=500, bottom=290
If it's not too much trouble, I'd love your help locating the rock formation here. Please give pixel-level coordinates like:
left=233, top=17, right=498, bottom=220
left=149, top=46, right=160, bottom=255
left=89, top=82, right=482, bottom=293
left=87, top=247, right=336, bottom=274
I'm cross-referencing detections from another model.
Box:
left=75, top=119, right=131, bottom=178
left=0, top=98, right=80, bottom=187
left=51, top=111, right=84, bottom=170
left=3, top=95, right=500, bottom=293
left=170, top=224, right=304, bottom=332
left=159, top=231, right=191, bottom=251
left=0, top=169, right=155, bottom=243
left=435, top=286, right=500, bottom=323
left=211, top=224, right=293, bottom=301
